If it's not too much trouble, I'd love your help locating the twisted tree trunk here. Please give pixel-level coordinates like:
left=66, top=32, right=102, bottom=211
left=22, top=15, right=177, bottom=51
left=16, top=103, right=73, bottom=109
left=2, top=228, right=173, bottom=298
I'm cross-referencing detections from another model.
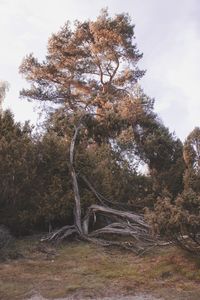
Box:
left=69, top=120, right=83, bottom=235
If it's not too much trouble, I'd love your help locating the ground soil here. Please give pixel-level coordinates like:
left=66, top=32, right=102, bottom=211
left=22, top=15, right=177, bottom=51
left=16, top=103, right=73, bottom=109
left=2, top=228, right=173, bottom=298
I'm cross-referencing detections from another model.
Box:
left=0, top=237, right=200, bottom=300
left=28, top=294, right=163, bottom=299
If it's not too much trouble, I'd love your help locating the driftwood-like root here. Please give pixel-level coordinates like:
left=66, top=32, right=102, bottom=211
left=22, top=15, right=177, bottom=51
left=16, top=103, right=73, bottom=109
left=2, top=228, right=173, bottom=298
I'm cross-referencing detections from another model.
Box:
left=41, top=225, right=77, bottom=242
left=42, top=204, right=156, bottom=254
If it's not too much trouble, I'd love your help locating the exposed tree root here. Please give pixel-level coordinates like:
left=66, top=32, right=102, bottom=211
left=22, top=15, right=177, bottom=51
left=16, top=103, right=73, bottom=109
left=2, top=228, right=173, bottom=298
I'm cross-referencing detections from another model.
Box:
left=41, top=225, right=77, bottom=242
left=41, top=204, right=157, bottom=254
left=174, top=233, right=200, bottom=256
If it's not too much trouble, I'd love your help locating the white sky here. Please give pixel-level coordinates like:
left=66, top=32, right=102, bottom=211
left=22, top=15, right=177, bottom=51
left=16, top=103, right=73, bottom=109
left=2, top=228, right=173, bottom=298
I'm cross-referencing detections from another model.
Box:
left=0, top=0, right=200, bottom=141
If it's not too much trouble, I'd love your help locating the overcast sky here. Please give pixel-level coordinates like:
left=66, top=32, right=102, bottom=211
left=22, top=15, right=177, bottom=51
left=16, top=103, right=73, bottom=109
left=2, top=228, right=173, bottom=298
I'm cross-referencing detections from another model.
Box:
left=0, top=0, right=199, bottom=141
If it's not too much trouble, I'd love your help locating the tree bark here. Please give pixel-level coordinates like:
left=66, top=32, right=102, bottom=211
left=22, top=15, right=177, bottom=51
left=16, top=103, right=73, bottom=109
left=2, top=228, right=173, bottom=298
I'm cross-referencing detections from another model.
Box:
left=69, top=119, right=84, bottom=235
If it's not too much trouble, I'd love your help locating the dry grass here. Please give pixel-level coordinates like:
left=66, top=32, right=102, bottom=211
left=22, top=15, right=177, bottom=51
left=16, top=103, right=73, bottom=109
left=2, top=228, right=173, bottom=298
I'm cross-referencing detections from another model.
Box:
left=0, top=237, right=200, bottom=299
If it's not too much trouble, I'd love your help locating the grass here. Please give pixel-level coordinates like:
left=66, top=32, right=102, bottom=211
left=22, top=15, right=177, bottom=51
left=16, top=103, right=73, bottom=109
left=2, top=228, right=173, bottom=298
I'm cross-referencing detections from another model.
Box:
left=0, top=237, right=200, bottom=299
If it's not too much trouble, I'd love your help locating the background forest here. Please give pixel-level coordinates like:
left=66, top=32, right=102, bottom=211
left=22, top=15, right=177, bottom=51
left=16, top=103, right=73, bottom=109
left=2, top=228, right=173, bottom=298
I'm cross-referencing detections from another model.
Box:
left=0, top=10, right=200, bottom=255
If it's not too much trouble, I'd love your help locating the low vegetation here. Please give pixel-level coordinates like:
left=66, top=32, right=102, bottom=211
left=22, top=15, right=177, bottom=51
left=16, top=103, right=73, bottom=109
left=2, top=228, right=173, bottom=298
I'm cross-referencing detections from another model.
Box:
left=0, top=239, right=200, bottom=300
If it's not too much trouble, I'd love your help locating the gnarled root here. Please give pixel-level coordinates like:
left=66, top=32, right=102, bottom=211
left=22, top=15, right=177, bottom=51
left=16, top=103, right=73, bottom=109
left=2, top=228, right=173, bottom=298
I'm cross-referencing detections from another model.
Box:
left=42, top=204, right=157, bottom=254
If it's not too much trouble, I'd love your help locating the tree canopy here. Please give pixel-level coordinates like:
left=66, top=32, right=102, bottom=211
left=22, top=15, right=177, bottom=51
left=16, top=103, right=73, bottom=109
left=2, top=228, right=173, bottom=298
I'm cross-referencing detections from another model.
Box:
left=20, top=10, right=144, bottom=111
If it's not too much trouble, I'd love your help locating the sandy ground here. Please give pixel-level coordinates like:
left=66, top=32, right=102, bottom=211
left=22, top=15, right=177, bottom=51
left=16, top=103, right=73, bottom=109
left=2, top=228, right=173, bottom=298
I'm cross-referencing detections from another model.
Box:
left=28, top=294, right=163, bottom=300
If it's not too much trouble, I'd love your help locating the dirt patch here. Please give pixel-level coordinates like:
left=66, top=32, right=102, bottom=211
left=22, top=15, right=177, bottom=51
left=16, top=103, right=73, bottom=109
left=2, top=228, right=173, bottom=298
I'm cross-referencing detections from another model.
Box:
left=28, top=294, right=163, bottom=300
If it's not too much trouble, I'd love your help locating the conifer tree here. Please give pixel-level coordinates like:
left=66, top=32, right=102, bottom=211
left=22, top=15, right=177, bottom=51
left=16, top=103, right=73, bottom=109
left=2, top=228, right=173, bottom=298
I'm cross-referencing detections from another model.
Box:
left=19, top=10, right=157, bottom=250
